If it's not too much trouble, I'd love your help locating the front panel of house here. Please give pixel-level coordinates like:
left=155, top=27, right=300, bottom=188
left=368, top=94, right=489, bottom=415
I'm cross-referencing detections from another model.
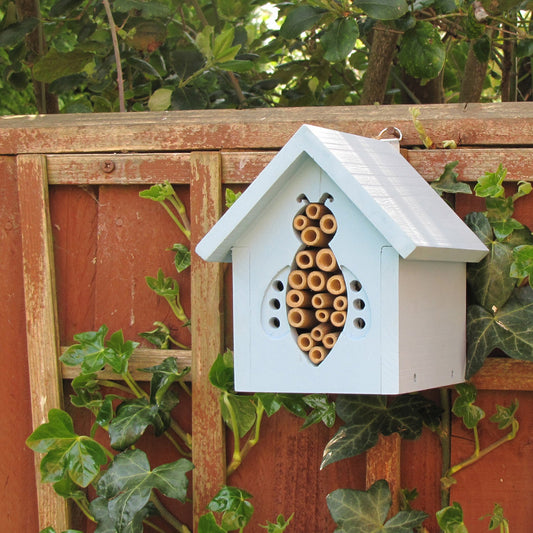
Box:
left=232, top=153, right=391, bottom=393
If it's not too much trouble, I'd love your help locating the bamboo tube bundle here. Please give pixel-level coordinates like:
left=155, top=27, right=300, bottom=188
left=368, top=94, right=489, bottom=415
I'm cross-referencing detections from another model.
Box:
left=288, top=270, right=308, bottom=290
left=323, top=332, right=340, bottom=349
left=319, top=213, right=337, bottom=235
left=326, top=273, right=346, bottom=295
left=311, top=322, right=334, bottom=342
left=288, top=308, right=318, bottom=329
left=293, top=214, right=313, bottom=232
left=297, top=333, right=316, bottom=352
left=307, top=270, right=328, bottom=292
left=301, top=226, right=331, bottom=247
left=309, top=346, right=328, bottom=365
left=295, top=249, right=317, bottom=269
left=333, top=296, right=347, bottom=311
left=312, top=292, right=335, bottom=308
left=316, top=248, right=337, bottom=272
left=286, top=289, right=313, bottom=308
left=306, top=203, right=329, bottom=220
left=315, top=308, right=332, bottom=323
left=331, top=311, right=347, bottom=327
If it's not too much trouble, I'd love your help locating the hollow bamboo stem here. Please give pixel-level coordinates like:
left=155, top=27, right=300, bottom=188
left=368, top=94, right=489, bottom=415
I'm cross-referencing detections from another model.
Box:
left=312, top=292, right=335, bottom=308
left=320, top=214, right=337, bottom=235
left=311, top=322, right=334, bottom=341
left=323, top=331, right=340, bottom=349
left=327, top=274, right=346, bottom=295
left=295, top=249, right=317, bottom=269
left=301, top=226, right=331, bottom=247
left=306, top=203, right=329, bottom=220
left=309, top=346, right=328, bottom=364
left=331, top=311, right=347, bottom=327
left=308, top=271, right=327, bottom=292
left=293, top=214, right=312, bottom=232
left=315, top=308, right=332, bottom=323
left=316, top=248, right=337, bottom=272
left=288, top=270, right=308, bottom=290
left=297, top=333, right=315, bottom=352
left=286, top=289, right=313, bottom=308
left=333, top=296, right=348, bottom=311
left=288, top=308, right=317, bottom=329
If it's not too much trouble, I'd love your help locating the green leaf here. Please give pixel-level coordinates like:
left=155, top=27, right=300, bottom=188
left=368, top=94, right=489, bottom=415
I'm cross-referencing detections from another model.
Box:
left=217, top=59, right=255, bottom=72
left=113, top=0, right=171, bottom=17
left=146, top=268, right=180, bottom=298
left=209, top=350, right=235, bottom=392
left=225, top=188, right=242, bottom=208
left=139, top=183, right=173, bottom=203
left=0, top=18, right=39, bottom=47
left=221, top=393, right=257, bottom=438
left=198, top=512, right=226, bottom=533
left=431, top=161, right=472, bottom=196
left=207, top=486, right=254, bottom=531
left=321, top=18, right=359, bottom=63
left=148, top=88, right=172, bottom=112
left=50, top=0, right=85, bottom=18
left=139, top=322, right=172, bottom=349
left=466, top=287, right=533, bottom=378
left=354, top=0, right=409, bottom=20
left=106, top=329, right=138, bottom=374
left=108, top=398, right=167, bottom=450
left=436, top=502, right=468, bottom=533
left=279, top=6, right=325, bottom=39
left=474, top=164, right=507, bottom=198
left=327, top=480, right=428, bottom=532
left=322, top=395, right=441, bottom=468
left=33, top=48, right=94, bottom=83
left=490, top=400, right=518, bottom=430
left=486, top=503, right=509, bottom=531
left=40, top=528, right=83, bottom=533
left=260, top=513, right=294, bottom=533
left=141, top=356, right=189, bottom=405
left=171, top=243, right=191, bottom=273
left=26, top=409, right=108, bottom=487
left=255, top=393, right=308, bottom=418
left=452, top=383, right=484, bottom=429
left=465, top=212, right=516, bottom=310
left=301, top=394, right=336, bottom=428
left=95, top=449, right=193, bottom=532
left=473, top=34, right=491, bottom=63
left=510, top=245, right=533, bottom=287
left=398, top=21, right=445, bottom=79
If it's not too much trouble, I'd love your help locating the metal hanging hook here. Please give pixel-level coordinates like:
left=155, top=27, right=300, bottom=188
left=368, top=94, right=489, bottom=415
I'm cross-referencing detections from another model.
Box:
left=376, top=127, right=403, bottom=141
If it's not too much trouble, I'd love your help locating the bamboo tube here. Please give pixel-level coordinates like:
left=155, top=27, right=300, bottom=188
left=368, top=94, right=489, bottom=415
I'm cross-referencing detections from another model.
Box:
left=312, top=292, right=335, bottom=308
left=297, top=333, right=315, bottom=352
left=288, top=308, right=317, bottom=329
left=286, top=289, right=313, bottom=308
left=323, top=331, right=340, bottom=349
left=295, top=249, right=316, bottom=269
left=293, top=214, right=312, bottom=232
left=307, top=271, right=327, bottom=292
left=333, top=296, right=348, bottom=311
left=311, top=322, right=334, bottom=341
left=315, top=308, right=332, bottom=323
left=326, top=273, right=346, bottom=295
left=331, top=311, right=347, bottom=327
left=288, top=270, right=308, bottom=290
left=309, top=346, right=328, bottom=365
left=301, top=226, right=331, bottom=247
left=305, top=203, right=329, bottom=220
left=316, top=248, right=337, bottom=272
left=320, top=214, right=337, bottom=235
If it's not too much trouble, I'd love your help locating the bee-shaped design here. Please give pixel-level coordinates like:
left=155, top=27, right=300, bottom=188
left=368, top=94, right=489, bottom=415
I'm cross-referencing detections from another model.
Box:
left=287, top=201, right=347, bottom=365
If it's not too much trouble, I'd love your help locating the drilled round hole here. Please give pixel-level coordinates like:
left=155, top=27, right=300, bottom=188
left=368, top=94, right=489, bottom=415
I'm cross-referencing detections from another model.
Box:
left=269, top=317, right=281, bottom=329
left=270, top=298, right=281, bottom=310
left=350, top=280, right=362, bottom=292
left=273, top=280, right=284, bottom=291
left=353, top=299, right=365, bottom=310
left=353, top=317, right=366, bottom=329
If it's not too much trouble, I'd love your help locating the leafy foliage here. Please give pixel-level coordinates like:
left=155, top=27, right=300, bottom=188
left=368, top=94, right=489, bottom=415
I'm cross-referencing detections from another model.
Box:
left=436, top=502, right=468, bottom=533
left=327, top=479, right=428, bottom=532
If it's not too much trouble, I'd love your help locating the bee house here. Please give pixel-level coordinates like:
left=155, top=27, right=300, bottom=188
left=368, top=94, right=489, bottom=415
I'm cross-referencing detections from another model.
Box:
left=196, top=125, right=488, bottom=394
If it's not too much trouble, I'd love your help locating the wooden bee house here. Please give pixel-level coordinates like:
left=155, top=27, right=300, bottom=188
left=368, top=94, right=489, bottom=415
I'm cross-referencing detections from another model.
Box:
left=196, top=125, right=488, bottom=394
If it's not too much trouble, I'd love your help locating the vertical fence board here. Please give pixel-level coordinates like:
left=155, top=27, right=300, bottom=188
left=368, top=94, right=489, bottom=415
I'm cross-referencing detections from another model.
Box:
left=190, top=152, right=225, bottom=530
left=16, top=154, right=69, bottom=530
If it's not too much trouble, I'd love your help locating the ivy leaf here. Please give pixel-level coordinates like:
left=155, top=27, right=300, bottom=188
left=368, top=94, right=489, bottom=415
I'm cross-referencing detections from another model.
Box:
left=436, top=502, right=468, bottom=533
left=105, top=330, right=138, bottom=374
left=474, top=164, right=507, bottom=198
left=301, top=394, right=336, bottom=428
left=485, top=196, right=523, bottom=240
left=452, top=383, right=485, bottom=429
left=485, top=503, right=509, bottom=531
left=207, top=486, right=254, bottom=531
left=490, top=400, right=518, bottom=430
left=95, top=449, right=193, bottom=532
left=466, top=287, right=533, bottom=378
left=327, top=480, right=428, bottom=532
left=198, top=512, right=226, bottom=533
left=39, top=528, right=83, bottom=533
left=260, top=514, right=294, bottom=533
left=139, top=183, right=174, bottom=203
left=225, top=188, right=242, bottom=208
left=90, top=496, right=124, bottom=533
left=255, top=393, right=308, bottom=418
left=354, top=0, right=409, bottom=20
left=70, top=373, right=102, bottom=408
left=431, top=161, right=472, bottom=196
left=141, top=356, right=190, bottom=405
left=322, top=395, right=441, bottom=468
left=139, top=322, right=172, bottom=349
left=171, top=243, right=191, bottom=273
left=26, top=409, right=108, bottom=487
left=146, top=268, right=180, bottom=298
left=510, top=245, right=533, bottom=287
left=221, top=393, right=257, bottom=438
left=209, top=350, right=235, bottom=392
left=321, top=18, right=359, bottom=63
left=52, top=475, right=86, bottom=500
left=108, top=398, right=168, bottom=450
left=399, top=21, right=445, bottom=79
left=280, top=6, right=325, bottom=39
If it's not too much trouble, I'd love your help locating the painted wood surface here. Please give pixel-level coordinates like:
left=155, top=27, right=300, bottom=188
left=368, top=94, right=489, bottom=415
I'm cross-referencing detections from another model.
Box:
left=2, top=105, right=533, bottom=533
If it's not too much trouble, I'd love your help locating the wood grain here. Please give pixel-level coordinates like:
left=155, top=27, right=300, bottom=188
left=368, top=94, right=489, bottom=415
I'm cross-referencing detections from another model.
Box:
left=16, top=154, right=69, bottom=530
left=190, top=152, right=226, bottom=531
left=1, top=103, right=532, bottom=154
left=472, top=358, right=533, bottom=391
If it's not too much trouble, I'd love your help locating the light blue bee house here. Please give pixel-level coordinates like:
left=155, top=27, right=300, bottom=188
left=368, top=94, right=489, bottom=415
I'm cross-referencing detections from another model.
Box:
left=196, top=125, right=488, bottom=394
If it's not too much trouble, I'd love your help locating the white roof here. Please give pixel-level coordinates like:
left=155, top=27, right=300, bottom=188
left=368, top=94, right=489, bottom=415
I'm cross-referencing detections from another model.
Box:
left=196, top=124, right=488, bottom=263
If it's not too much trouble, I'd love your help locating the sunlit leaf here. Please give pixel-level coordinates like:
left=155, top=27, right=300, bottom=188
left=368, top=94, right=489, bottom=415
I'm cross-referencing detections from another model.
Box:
left=280, top=6, right=325, bottom=39
left=207, top=486, right=254, bottom=531
left=431, top=161, right=472, bottom=196
left=321, top=18, right=359, bottom=63
left=354, top=0, right=409, bottom=20
left=33, top=48, right=94, bottom=83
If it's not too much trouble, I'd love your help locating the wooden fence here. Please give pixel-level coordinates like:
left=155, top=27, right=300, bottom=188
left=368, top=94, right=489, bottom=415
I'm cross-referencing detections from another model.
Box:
left=1, top=103, right=533, bottom=532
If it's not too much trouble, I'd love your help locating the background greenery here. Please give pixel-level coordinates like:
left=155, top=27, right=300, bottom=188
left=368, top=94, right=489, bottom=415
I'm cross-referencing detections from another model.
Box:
left=0, top=0, right=531, bottom=115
